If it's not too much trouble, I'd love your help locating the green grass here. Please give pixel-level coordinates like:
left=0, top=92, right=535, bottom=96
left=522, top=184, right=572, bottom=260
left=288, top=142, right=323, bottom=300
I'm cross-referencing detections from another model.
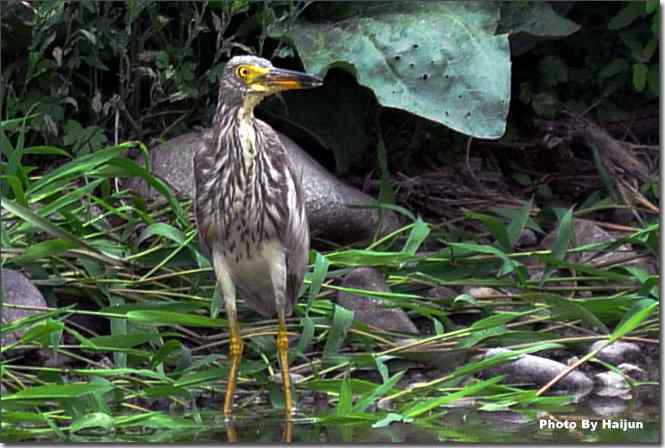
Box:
left=0, top=117, right=659, bottom=441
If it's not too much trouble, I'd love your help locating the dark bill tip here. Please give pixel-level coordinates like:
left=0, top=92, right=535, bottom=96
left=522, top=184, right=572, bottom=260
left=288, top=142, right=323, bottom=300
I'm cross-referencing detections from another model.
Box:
left=265, top=68, right=323, bottom=90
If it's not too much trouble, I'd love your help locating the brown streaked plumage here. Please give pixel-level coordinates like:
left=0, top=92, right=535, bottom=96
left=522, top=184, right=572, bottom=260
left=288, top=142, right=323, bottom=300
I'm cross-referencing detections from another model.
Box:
left=193, top=55, right=321, bottom=422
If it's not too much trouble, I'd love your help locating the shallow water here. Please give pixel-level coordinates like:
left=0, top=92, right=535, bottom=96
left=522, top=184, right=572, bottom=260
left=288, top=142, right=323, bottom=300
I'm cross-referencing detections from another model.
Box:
left=3, top=387, right=659, bottom=443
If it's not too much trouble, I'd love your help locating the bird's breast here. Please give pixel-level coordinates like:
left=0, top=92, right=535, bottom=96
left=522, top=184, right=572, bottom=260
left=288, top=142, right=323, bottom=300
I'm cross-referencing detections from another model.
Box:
left=194, top=129, right=283, bottom=264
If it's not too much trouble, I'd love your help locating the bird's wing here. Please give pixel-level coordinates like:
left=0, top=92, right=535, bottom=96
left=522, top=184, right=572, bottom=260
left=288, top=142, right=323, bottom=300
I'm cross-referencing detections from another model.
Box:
left=283, top=157, right=310, bottom=313
left=259, top=124, right=310, bottom=314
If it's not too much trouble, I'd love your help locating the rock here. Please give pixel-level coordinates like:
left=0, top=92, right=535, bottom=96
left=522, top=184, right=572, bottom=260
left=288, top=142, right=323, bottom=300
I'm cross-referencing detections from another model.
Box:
left=123, top=130, right=400, bottom=245
left=618, top=363, right=646, bottom=381
left=593, top=371, right=630, bottom=398
left=541, top=219, right=641, bottom=268
left=590, top=340, right=641, bottom=364
left=424, top=286, right=458, bottom=302
left=515, top=229, right=538, bottom=248
left=337, top=268, right=418, bottom=334
left=269, top=372, right=305, bottom=384
left=463, top=287, right=504, bottom=300
left=1, top=269, right=48, bottom=348
left=478, top=348, right=593, bottom=396
left=586, top=396, right=628, bottom=416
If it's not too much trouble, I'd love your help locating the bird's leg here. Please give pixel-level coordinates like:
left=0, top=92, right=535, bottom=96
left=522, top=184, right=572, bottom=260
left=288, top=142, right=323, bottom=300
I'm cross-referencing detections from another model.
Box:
left=277, top=309, right=293, bottom=417
left=270, top=250, right=294, bottom=418
left=224, top=298, right=243, bottom=418
left=213, top=250, right=243, bottom=418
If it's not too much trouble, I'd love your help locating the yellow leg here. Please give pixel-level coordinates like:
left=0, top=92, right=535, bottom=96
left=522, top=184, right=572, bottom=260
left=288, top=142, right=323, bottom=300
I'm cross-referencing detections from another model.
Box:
left=212, top=249, right=243, bottom=418
left=223, top=316, right=244, bottom=417
left=277, top=313, right=293, bottom=418
left=282, top=419, right=293, bottom=443
left=226, top=419, right=238, bottom=442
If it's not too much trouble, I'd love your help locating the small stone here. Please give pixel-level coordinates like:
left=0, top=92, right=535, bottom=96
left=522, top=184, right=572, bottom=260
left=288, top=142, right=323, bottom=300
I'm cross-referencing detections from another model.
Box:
left=593, top=371, right=630, bottom=398
left=591, top=340, right=641, bottom=364
left=463, top=287, right=503, bottom=299
left=337, top=268, right=419, bottom=334
left=478, top=348, right=593, bottom=396
left=541, top=219, right=639, bottom=268
left=1, top=269, right=48, bottom=348
left=618, top=363, right=646, bottom=381
left=515, top=229, right=538, bottom=248
left=425, top=286, right=458, bottom=301
left=269, top=372, right=305, bottom=384
left=566, top=356, right=580, bottom=366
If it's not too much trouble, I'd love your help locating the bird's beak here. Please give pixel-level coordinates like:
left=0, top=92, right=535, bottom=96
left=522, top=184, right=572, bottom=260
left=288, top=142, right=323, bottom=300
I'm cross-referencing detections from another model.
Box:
left=263, top=67, right=323, bottom=92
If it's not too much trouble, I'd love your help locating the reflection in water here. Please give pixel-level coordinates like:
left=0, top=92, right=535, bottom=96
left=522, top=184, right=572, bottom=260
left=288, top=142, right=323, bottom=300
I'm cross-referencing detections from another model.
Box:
left=214, top=406, right=659, bottom=444
left=225, top=418, right=294, bottom=443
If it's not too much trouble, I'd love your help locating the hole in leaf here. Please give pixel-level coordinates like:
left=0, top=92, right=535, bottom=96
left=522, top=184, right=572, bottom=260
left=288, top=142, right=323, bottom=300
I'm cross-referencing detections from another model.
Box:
left=409, top=63, right=415, bottom=68
left=394, top=55, right=401, bottom=61
left=422, top=74, right=429, bottom=80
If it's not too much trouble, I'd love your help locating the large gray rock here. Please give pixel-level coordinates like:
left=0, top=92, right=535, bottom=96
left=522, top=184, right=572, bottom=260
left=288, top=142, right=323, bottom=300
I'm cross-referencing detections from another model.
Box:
left=1, top=269, right=48, bottom=347
left=337, top=267, right=418, bottom=334
left=478, top=348, right=593, bottom=396
left=124, top=130, right=400, bottom=245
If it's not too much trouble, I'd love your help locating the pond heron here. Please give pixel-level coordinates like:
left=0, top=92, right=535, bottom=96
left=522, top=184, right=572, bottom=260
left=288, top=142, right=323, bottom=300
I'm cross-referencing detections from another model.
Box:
left=194, top=55, right=322, bottom=419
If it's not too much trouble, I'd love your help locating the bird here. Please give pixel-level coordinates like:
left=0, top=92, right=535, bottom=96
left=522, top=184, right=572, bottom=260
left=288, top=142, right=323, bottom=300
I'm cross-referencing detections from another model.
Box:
left=193, top=55, right=322, bottom=419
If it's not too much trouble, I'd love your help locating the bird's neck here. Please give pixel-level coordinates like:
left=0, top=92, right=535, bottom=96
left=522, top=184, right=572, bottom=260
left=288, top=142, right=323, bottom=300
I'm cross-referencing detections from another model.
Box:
left=212, top=98, right=261, bottom=161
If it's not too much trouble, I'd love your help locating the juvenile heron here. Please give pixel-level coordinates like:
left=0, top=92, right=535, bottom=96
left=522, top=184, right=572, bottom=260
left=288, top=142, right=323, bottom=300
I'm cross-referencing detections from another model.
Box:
left=194, top=55, right=322, bottom=418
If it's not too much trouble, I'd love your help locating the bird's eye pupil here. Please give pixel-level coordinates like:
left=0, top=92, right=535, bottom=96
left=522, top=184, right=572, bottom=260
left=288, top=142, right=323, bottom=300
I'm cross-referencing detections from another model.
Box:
left=237, top=67, right=249, bottom=77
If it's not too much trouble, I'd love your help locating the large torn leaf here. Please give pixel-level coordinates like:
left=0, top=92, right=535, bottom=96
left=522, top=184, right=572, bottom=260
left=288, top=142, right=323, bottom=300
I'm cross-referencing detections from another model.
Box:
left=279, top=2, right=511, bottom=139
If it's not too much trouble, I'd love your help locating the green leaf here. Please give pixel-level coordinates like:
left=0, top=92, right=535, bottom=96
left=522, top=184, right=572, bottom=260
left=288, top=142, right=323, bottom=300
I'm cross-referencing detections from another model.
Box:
left=306, top=252, right=329, bottom=314
left=353, top=370, right=405, bottom=413
left=499, top=2, right=580, bottom=37
left=598, top=58, right=630, bottom=79
left=323, top=305, right=354, bottom=360
left=610, top=299, right=657, bottom=341
left=402, top=376, right=504, bottom=418
left=174, top=368, right=228, bottom=387
left=608, top=2, right=645, bottom=30
left=550, top=208, right=575, bottom=261
left=11, top=238, right=77, bottom=265
left=372, top=412, right=413, bottom=428
left=70, top=412, right=114, bottom=434
left=2, top=383, right=113, bottom=401
left=336, top=376, right=353, bottom=416
left=632, top=63, right=648, bottom=92
left=447, top=242, right=518, bottom=277
left=506, top=198, right=532, bottom=247
left=137, top=223, right=187, bottom=246
left=126, top=310, right=227, bottom=328
left=647, top=64, right=659, bottom=96
left=86, top=333, right=162, bottom=349
left=1, top=199, right=121, bottom=266
left=281, top=2, right=511, bottom=138
left=466, top=211, right=512, bottom=252
left=526, top=293, right=608, bottom=334
left=402, top=218, right=430, bottom=255
left=26, top=146, right=125, bottom=195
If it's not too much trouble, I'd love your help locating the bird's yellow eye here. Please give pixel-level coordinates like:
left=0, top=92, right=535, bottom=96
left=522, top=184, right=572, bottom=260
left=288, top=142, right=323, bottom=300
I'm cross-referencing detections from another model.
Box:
left=236, top=66, right=251, bottom=79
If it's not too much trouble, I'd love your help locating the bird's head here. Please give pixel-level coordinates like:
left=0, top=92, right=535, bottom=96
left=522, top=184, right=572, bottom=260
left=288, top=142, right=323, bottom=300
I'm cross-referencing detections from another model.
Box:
left=219, top=55, right=323, bottom=106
